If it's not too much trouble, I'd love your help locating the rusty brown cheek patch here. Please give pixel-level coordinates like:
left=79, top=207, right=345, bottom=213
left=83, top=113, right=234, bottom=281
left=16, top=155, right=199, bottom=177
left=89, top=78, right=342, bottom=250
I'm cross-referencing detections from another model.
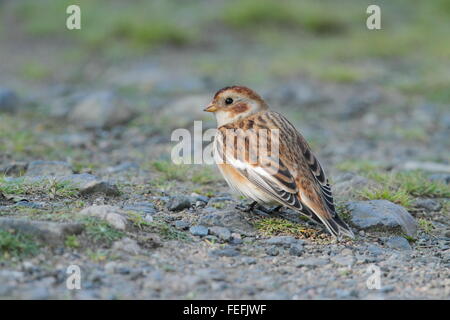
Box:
left=228, top=103, right=249, bottom=115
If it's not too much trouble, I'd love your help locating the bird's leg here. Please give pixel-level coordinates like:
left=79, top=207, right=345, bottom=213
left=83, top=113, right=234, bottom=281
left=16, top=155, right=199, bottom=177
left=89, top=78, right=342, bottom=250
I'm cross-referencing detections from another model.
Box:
left=236, top=201, right=258, bottom=212
left=255, top=205, right=283, bottom=214
left=269, top=205, right=283, bottom=213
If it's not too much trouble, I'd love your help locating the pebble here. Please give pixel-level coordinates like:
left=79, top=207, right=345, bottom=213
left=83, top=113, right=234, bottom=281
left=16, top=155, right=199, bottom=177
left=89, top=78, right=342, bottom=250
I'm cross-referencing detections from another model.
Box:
left=266, top=246, right=280, bottom=256
left=289, top=245, right=304, bottom=256
left=413, top=199, right=442, bottom=211
left=385, top=236, right=412, bottom=251
left=295, top=257, right=330, bottom=268
left=210, top=247, right=240, bottom=257
left=78, top=205, right=128, bottom=230
left=209, top=226, right=232, bottom=241
left=166, top=195, right=191, bottom=212
left=189, top=225, right=209, bottom=237
left=174, top=220, right=190, bottom=230
left=0, top=88, right=20, bottom=113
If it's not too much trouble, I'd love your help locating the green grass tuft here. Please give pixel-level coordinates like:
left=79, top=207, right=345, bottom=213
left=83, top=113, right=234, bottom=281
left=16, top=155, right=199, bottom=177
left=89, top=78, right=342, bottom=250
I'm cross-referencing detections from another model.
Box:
left=0, top=230, right=39, bottom=260
left=254, top=217, right=318, bottom=238
left=83, top=217, right=125, bottom=245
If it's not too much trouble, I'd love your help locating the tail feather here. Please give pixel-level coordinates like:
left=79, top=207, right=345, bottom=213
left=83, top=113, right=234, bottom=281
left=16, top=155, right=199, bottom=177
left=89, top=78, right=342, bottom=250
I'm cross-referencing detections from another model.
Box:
left=322, top=215, right=354, bottom=239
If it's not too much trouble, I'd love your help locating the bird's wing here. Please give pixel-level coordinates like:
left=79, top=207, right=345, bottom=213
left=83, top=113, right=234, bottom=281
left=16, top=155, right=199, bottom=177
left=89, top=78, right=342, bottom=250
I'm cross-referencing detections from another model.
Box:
left=216, top=111, right=353, bottom=238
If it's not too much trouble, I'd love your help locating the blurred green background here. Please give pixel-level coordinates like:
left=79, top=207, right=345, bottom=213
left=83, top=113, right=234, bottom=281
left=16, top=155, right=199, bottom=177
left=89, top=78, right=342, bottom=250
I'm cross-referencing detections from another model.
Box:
left=1, top=0, right=450, bottom=103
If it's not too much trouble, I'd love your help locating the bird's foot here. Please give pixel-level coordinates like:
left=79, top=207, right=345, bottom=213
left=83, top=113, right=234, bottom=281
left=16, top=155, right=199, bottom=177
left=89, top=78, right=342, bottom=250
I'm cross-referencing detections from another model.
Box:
left=235, top=201, right=258, bottom=213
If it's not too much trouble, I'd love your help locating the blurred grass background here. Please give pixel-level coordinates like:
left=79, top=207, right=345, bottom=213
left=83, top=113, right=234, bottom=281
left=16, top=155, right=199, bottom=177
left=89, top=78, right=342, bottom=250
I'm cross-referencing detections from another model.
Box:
left=0, top=0, right=450, bottom=103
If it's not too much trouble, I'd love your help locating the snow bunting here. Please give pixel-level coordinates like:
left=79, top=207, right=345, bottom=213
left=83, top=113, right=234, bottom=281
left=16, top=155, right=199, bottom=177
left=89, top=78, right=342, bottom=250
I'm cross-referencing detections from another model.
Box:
left=204, top=86, right=354, bottom=239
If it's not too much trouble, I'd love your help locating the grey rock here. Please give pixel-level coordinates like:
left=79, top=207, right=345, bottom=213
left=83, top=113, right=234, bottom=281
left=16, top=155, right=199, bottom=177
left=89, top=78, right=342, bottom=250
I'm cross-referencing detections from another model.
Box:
left=78, top=205, right=128, bottom=230
left=428, top=173, right=450, bottom=184
left=241, top=257, right=257, bottom=265
left=210, top=247, right=240, bottom=257
left=385, top=236, right=412, bottom=251
left=79, top=180, right=120, bottom=197
left=331, top=255, right=355, bottom=266
left=68, top=91, right=135, bottom=129
left=289, top=245, right=304, bottom=256
left=112, top=237, right=141, bottom=255
left=209, top=226, right=232, bottom=241
left=0, top=88, right=19, bottom=113
left=413, top=198, right=442, bottom=211
left=166, top=195, right=191, bottom=211
left=295, top=257, right=330, bottom=268
left=189, top=225, right=209, bottom=237
left=123, top=202, right=156, bottom=215
left=266, top=246, right=279, bottom=256
left=0, top=218, right=83, bottom=246
left=174, top=220, right=190, bottom=230
left=25, top=161, right=73, bottom=177
left=347, top=200, right=417, bottom=237
left=198, top=209, right=255, bottom=235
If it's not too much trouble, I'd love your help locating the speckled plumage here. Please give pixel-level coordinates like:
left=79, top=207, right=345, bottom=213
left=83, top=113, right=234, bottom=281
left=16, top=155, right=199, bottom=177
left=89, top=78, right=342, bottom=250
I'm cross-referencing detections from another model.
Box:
left=205, top=86, right=354, bottom=238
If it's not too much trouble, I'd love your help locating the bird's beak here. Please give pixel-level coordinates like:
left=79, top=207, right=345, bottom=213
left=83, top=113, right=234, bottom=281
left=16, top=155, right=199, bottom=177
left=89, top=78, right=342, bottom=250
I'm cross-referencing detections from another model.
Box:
left=203, top=103, right=218, bottom=112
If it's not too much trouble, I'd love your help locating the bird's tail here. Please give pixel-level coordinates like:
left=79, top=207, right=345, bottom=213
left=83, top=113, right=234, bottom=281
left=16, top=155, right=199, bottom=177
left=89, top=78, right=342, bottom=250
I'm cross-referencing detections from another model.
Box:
left=321, top=214, right=355, bottom=239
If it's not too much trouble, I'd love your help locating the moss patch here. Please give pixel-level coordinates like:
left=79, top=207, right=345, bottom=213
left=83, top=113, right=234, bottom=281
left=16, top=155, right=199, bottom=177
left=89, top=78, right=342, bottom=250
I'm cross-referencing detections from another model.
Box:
left=254, top=217, right=319, bottom=239
left=0, top=229, right=39, bottom=260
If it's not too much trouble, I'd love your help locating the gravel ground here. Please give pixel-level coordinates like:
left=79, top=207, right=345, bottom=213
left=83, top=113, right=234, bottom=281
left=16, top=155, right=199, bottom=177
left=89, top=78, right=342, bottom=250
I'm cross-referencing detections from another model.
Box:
left=0, top=1, right=449, bottom=300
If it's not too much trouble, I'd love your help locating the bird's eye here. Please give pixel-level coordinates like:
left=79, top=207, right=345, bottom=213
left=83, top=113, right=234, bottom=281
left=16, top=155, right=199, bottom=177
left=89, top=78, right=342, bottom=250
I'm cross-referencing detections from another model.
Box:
left=225, top=97, right=233, bottom=105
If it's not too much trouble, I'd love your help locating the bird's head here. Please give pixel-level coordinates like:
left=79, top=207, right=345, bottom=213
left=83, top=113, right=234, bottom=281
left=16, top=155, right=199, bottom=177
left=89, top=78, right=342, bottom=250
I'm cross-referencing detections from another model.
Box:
left=204, top=86, right=268, bottom=126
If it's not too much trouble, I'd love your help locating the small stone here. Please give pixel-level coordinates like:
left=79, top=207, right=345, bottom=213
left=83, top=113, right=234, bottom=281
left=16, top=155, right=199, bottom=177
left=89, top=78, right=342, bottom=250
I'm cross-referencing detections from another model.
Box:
left=241, top=257, right=257, bottom=265
left=428, top=173, right=450, bottom=184
left=385, top=236, right=412, bottom=251
left=289, top=245, right=304, bottom=256
left=366, top=244, right=385, bottom=256
left=266, top=246, right=279, bottom=256
left=210, top=247, right=240, bottom=257
left=68, top=91, right=135, bottom=129
left=414, top=199, right=442, bottom=212
left=295, top=257, right=329, bottom=268
left=79, top=180, right=120, bottom=197
left=123, top=202, right=156, bottom=215
left=25, top=161, right=73, bottom=177
left=78, top=205, right=127, bottom=230
left=112, top=237, right=141, bottom=255
left=198, top=209, right=255, bottom=235
left=0, top=88, right=19, bottom=113
left=174, top=220, right=190, bottom=230
left=331, top=255, right=355, bottom=266
left=347, top=200, right=417, bottom=237
left=166, top=195, right=191, bottom=211
left=341, top=248, right=353, bottom=256
left=189, top=225, right=209, bottom=237
left=209, top=226, right=232, bottom=241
